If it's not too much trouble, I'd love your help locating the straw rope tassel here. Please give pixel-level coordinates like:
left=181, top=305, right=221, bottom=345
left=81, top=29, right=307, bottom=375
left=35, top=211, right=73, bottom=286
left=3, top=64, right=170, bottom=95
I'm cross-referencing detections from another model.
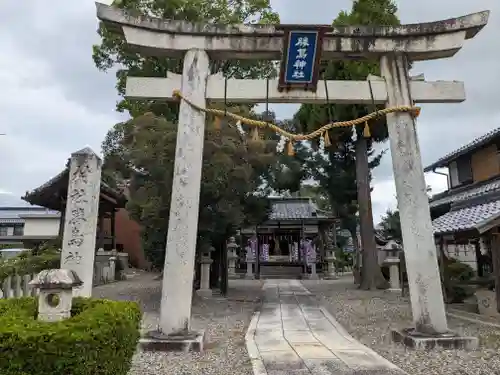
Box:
left=363, top=121, right=371, bottom=138
left=251, top=127, right=260, bottom=141
left=214, top=116, right=222, bottom=130
left=323, top=131, right=331, bottom=147
left=170, top=89, right=421, bottom=143
left=287, top=140, right=294, bottom=156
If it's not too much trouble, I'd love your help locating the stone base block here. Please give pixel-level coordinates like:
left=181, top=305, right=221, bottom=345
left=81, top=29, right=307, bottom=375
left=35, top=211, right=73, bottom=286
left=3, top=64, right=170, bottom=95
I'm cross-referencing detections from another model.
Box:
left=392, top=328, right=478, bottom=350
left=244, top=274, right=255, bottom=280
left=388, top=288, right=402, bottom=293
left=140, top=330, right=205, bottom=352
left=322, top=274, right=338, bottom=280
left=308, top=273, right=319, bottom=280
left=196, top=288, right=213, bottom=298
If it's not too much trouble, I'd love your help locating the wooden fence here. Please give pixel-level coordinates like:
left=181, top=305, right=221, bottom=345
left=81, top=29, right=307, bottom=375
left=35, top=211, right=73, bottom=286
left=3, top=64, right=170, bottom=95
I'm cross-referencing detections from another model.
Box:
left=0, top=274, right=39, bottom=299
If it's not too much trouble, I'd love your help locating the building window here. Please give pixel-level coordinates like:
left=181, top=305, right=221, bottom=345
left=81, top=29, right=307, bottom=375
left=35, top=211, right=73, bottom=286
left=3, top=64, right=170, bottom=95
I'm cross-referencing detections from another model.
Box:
left=0, top=227, right=7, bottom=236
left=456, top=155, right=473, bottom=185
left=13, top=226, right=24, bottom=236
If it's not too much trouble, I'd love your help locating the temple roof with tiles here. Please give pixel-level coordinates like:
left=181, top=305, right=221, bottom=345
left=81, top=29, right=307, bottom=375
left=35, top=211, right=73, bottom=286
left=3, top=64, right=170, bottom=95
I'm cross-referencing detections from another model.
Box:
left=427, top=128, right=500, bottom=235
left=433, top=199, right=500, bottom=235
left=268, top=197, right=334, bottom=221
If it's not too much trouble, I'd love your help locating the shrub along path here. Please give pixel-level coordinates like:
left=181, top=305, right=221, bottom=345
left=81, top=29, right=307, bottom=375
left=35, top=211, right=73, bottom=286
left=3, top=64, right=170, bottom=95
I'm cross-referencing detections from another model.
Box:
left=93, top=272, right=263, bottom=375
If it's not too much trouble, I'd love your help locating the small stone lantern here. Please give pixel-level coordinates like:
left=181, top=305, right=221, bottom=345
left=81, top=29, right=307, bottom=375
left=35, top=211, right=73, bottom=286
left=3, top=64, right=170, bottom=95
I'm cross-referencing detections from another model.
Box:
left=196, top=244, right=214, bottom=298
left=323, top=247, right=338, bottom=280
left=227, top=237, right=239, bottom=279
left=245, top=245, right=255, bottom=279
left=29, top=269, right=83, bottom=322
left=383, top=243, right=402, bottom=292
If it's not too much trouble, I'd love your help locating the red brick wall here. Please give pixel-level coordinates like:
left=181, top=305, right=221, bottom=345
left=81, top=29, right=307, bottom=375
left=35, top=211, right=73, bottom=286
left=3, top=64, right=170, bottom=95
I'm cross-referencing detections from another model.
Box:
left=103, top=209, right=148, bottom=269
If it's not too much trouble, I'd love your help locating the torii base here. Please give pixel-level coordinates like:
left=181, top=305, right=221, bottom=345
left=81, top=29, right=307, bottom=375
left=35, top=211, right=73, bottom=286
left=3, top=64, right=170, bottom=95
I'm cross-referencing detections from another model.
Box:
left=140, top=329, right=205, bottom=352
left=391, top=328, right=478, bottom=350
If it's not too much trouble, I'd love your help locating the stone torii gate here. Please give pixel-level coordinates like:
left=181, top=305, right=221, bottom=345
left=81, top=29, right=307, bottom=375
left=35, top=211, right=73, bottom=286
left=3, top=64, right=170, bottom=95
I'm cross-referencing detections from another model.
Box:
left=96, top=4, right=489, bottom=349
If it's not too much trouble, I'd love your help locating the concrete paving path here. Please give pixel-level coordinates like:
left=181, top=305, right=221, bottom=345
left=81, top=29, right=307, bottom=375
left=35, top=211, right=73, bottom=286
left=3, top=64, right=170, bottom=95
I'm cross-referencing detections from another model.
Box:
left=245, top=279, right=405, bottom=375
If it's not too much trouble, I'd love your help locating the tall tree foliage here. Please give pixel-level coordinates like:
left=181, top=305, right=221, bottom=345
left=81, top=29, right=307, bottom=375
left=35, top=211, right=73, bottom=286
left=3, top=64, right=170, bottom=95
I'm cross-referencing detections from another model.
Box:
left=102, top=111, right=276, bottom=268
left=93, top=0, right=281, bottom=268
left=295, top=0, right=399, bottom=289
left=260, top=113, right=312, bottom=195
left=379, top=209, right=402, bottom=243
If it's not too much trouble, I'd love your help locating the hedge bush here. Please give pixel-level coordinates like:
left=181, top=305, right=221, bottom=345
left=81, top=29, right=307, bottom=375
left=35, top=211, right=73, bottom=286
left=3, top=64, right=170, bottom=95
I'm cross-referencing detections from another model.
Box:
left=442, top=258, right=476, bottom=303
left=0, top=297, right=142, bottom=375
left=0, top=249, right=60, bottom=282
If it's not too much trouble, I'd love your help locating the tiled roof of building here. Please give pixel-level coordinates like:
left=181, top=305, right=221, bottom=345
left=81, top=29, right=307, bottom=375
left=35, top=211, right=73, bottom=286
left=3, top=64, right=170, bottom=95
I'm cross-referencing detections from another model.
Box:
left=432, top=199, right=500, bottom=235
left=0, top=207, right=59, bottom=224
left=269, top=198, right=333, bottom=220
left=429, top=175, right=500, bottom=209
left=424, top=127, right=500, bottom=172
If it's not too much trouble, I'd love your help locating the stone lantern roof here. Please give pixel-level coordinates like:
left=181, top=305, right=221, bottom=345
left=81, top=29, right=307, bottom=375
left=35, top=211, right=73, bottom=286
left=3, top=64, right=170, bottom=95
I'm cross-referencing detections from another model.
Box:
left=29, top=269, right=83, bottom=290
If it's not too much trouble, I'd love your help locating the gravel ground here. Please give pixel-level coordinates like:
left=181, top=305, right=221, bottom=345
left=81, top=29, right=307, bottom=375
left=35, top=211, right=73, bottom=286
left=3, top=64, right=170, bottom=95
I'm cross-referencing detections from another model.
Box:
left=94, top=273, right=263, bottom=375
left=303, top=276, right=500, bottom=375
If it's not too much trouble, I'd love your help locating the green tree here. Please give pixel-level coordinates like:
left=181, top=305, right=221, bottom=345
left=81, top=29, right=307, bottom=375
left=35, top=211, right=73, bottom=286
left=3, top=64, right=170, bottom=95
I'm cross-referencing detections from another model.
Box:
left=379, top=209, right=402, bottom=243
left=298, top=184, right=331, bottom=212
left=103, top=111, right=275, bottom=268
left=295, top=0, right=399, bottom=289
left=93, top=0, right=282, bottom=270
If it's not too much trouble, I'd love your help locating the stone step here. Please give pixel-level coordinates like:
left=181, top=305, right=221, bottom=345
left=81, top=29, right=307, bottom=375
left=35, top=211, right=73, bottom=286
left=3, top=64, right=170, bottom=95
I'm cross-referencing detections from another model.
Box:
left=259, top=265, right=304, bottom=279
left=260, top=274, right=302, bottom=280
left=260, top=266, right=302, bottom=273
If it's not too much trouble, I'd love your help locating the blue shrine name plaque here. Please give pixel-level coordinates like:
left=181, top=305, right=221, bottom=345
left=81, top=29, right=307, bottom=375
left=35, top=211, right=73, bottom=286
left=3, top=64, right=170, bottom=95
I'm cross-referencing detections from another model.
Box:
left=284, top=30, right=320, bottom=85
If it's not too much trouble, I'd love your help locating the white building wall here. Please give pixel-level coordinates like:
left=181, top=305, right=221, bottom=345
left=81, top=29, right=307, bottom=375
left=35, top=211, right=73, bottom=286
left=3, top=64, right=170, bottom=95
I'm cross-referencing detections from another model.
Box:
left=439, top=242, right=477, bottom=271
left=23, top=217, right=60, bottom=237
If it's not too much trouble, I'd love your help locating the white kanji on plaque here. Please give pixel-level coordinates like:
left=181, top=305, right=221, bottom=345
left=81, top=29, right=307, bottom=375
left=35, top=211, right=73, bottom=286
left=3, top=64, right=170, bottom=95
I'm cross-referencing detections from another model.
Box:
left=293, top=60, right=307, bottom=70
left=295, top=36, right=310, bottom=48
left=292, top=70, right=305, bottom=79
left=296, top=48, right=308, bottom=60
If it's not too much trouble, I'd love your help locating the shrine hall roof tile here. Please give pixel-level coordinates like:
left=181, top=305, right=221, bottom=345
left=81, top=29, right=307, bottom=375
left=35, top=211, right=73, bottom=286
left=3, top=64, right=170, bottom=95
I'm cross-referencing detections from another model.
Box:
left=432, top=199, right=500, bottom=235
left=269, top=198, right=331, bottom=220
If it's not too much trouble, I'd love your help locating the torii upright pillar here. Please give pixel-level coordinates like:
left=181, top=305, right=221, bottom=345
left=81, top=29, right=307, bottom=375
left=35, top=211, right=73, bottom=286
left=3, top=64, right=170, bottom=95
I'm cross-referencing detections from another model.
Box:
left=96, top=3, right=489, bottom=350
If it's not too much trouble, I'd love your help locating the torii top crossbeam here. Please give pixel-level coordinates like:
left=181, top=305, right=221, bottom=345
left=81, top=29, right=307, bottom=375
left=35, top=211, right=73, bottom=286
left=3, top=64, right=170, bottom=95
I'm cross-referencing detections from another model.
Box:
left=96, top=3, right=489, bottom=61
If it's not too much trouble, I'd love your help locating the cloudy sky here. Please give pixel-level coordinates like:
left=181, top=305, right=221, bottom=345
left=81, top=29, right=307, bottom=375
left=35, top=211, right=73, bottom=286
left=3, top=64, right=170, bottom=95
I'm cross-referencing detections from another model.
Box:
left=0, top=0, right=498, bottom=223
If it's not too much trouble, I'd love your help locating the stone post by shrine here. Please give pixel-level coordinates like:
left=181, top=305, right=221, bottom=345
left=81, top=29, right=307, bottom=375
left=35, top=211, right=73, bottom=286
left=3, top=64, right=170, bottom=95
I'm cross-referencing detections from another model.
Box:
left=380, top=55, right=447, bottom=335
left=310, top=262, right=318, bottom=280
left=159, top=49, right=210, bottom=334
left=60, top=147, right=102, bottom=297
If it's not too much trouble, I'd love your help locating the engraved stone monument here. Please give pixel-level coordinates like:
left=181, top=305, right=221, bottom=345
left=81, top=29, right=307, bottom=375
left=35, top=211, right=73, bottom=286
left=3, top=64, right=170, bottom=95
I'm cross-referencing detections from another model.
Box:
left=60, top=147, right=102, bottom=297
